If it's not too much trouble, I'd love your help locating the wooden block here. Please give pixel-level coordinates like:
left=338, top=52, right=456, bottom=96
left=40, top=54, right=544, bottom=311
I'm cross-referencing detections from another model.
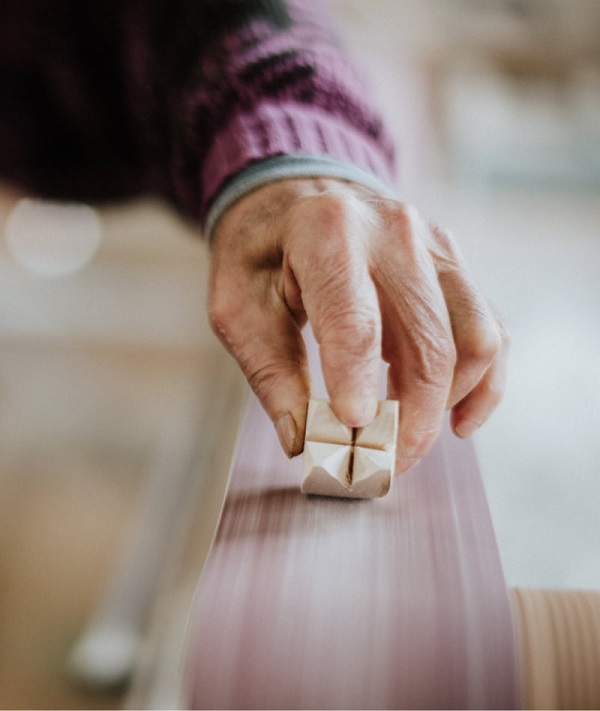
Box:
left=351, top=447, right=394, bottom=498
left=301, top=442, right=352, bottom=497
left=304, top=399, right=353, bottom=445
left=355, top=400, right=399, bottom=451
left=301, top=399, right=399, bottom=499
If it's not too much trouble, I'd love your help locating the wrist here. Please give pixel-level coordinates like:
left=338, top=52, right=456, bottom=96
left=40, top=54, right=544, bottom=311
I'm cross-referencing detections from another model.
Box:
left=204, top=155, right=398, bottom=243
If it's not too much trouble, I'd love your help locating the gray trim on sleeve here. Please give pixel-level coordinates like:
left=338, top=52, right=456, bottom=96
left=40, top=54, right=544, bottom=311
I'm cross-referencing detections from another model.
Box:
left=203, top=154, right=399, bottom=242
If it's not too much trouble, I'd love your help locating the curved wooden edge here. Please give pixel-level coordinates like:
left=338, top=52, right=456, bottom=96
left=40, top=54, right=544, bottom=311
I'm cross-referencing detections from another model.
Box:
left=511, top=587, right=600, bottom=710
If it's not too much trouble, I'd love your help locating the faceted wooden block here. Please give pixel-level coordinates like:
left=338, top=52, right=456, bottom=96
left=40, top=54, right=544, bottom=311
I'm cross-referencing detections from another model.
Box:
left=304, top=399, right=353, bottom=445
left=351, top=447, right=394, bottom=498
left=301, top=399, right=399, bottom=499
left=301, top=442, right=352, bottom=497
left=355, top=400, right=399, bottom=451
left=302, top=443, right=393, bottom=500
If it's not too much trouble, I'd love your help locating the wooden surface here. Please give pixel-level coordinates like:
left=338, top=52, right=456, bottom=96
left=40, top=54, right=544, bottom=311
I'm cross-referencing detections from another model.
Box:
left=184, top=393, right=520, bottom=709
left=512, top=588, right=600, bottom=710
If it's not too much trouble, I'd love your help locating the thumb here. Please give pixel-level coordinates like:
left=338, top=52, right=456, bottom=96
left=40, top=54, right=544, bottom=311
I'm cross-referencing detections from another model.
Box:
left=209, top=282, right=310, bottom=457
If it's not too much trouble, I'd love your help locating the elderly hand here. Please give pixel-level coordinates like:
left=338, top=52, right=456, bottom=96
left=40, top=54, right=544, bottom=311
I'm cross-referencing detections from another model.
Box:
left=208, top=178, right=509, bottom=474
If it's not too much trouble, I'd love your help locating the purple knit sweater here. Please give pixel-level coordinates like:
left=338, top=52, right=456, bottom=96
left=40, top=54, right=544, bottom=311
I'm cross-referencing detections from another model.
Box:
left=0, top=0, right=396, bottom=229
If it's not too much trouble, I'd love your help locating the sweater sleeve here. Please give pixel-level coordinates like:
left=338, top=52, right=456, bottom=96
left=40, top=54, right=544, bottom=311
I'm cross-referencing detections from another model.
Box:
left=131, top=0, right=398, bottom=228
left=204, top=155, right=399, bottom=242
left=0, top=0, right=397, bottom=229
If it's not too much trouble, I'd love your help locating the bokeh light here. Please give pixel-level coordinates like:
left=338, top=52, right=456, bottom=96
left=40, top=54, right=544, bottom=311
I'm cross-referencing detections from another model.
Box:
left=4, top=198, right=102, bottom=277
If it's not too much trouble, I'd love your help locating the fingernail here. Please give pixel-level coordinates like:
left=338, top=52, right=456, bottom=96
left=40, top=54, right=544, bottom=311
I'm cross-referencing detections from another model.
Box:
left=275, top=413, right=299, bottom=458
left=455, top=418, right=480, bottom=438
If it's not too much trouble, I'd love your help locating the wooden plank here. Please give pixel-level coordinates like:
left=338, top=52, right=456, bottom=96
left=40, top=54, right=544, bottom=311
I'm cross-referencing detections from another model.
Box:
left=512, top=588, right=600, bottom=710
left=183, top=391, right=520, bottom=709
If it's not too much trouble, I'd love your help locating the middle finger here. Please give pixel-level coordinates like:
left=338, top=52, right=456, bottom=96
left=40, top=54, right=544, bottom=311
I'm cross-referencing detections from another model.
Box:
left=373, top=205, right=456, bottom=474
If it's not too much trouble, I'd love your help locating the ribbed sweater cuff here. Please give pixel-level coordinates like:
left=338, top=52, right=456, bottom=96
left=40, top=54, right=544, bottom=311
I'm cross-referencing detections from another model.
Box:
left=199, top=102, right=397, bottom=229
left=203, top=154, right=399, bottom=241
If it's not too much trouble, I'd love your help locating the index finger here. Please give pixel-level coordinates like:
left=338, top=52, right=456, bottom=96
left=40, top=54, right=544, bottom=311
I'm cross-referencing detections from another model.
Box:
left=285, top=192, right=382, bottom=428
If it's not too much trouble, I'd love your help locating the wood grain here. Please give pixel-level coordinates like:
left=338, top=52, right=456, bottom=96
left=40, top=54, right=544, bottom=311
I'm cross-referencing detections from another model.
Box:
left=183, top=396, right=520, bottom=709
left=512, top=588, right=600, bottom=709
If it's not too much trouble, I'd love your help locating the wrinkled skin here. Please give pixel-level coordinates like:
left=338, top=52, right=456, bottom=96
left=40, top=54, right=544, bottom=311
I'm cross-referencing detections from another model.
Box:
left=209, top=177, right=509, bottom=474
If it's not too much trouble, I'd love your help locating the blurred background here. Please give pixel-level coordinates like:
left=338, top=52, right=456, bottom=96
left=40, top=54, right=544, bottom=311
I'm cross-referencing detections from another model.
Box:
left=332, top=0, right=600, bottom=591
left=1, top=0, right=599, bottom=707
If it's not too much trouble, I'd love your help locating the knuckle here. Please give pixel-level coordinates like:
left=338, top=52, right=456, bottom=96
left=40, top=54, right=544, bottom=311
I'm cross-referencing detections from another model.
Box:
left=292, top=192, right=348, bottom=239
left=305, top=247, right=381, bottom=360
left=245, top=360, right=283, bottom=402
left=343, top=316, right=380, bottom=359
left=381, top=199, right=412, bottom=226
left=429, top=222, right=459, bottom=257
left=207, top=294, right=234, bottom=341
left=382, top=201, right=421, bottom=241
left=321, top=305, right=381, bottom=360
left=411, top=334, right=457, bottom=388
left=459, top=327, right=502, bottom=368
